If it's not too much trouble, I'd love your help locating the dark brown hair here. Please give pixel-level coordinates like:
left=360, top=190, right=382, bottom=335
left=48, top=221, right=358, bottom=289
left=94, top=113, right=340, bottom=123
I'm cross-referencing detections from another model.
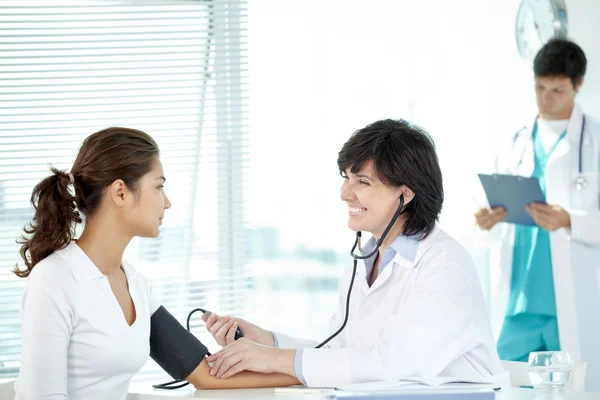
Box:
left=337, top=119, right=443, bottom=240
left=534, top=39, right=587, bottom=87
left=14, top=127, right=159, bottom=277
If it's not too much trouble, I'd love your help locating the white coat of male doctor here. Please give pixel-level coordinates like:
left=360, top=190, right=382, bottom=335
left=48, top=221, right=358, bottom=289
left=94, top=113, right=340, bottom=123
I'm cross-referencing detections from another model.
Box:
left=475, top=39, right=600, bottom=390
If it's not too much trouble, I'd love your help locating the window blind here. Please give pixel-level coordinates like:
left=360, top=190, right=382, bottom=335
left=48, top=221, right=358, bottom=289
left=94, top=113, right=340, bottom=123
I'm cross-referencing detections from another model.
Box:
left=0, top=0, right=250, bottom=382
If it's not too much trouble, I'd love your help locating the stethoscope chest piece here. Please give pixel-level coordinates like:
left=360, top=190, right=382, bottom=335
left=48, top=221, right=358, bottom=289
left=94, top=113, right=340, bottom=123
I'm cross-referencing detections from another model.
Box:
left=575, top=175, right=587, bottom=191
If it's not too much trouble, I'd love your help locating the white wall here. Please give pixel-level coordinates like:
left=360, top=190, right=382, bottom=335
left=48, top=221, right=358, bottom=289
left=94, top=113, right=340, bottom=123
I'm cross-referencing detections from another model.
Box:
left=565, top=0, right=600, bottom=391
left=247, top=0, right=532, bottom=253
left=568, top=0, right=600, bottom=116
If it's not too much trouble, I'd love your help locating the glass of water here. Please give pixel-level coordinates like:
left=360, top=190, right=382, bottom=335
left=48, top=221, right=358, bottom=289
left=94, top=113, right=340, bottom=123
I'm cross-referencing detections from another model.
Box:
left=528, top=351, right=573, bottom=391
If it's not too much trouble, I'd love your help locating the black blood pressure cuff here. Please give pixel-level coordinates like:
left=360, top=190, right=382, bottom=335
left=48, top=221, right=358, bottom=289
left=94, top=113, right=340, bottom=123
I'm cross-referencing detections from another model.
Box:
left=150, top=306, right=210, bottom=380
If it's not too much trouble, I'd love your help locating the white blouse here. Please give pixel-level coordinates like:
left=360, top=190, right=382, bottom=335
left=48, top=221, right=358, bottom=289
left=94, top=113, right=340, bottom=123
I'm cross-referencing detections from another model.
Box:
left=15, top=242, right=160, bottom=400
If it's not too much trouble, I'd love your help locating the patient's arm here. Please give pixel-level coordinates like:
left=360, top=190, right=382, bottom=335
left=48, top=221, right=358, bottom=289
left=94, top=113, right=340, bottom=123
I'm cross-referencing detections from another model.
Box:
left=150, top=306, right=298, bottom=389
left=186, top=358, right=300, bottom=389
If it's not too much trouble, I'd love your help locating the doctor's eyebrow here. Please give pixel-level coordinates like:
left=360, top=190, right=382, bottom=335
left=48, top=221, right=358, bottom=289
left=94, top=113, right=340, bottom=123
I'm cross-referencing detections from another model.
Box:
left=157, top=176, right=166, bottom=182
left=537, top=83, right=569, bottom=90
left=354, top=173, right=374, bottom=181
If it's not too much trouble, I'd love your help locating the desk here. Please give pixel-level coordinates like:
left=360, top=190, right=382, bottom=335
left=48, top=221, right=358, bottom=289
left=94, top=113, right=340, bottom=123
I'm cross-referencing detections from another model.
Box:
left=127, top=384, right=600, bottom=400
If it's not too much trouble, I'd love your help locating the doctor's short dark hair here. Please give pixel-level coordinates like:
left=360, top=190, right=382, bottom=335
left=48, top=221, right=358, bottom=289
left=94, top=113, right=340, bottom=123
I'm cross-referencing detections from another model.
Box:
left=534, top=38, right=587, bottom=87
left=337, top=118, right=443, bottom=240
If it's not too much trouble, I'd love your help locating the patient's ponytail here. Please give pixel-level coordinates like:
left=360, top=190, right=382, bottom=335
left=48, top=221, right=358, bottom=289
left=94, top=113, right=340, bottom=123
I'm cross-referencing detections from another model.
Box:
left=14, top=168, right=81, bottom=277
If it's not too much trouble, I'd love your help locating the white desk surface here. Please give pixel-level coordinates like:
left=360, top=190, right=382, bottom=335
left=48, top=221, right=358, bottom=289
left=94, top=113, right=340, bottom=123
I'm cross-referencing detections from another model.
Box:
left=126, top=383, right=600, bottom=400
left=2, top=380, right=599, bottom=399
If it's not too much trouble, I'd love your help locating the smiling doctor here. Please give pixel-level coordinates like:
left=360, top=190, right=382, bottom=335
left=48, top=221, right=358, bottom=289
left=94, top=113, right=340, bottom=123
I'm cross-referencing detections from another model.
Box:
left=204, top=119, right=505, bottom=388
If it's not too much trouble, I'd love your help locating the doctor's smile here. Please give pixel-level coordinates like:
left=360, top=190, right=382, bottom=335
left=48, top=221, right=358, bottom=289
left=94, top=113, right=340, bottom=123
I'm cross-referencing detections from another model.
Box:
left=347, top=206, right=367, bottom=215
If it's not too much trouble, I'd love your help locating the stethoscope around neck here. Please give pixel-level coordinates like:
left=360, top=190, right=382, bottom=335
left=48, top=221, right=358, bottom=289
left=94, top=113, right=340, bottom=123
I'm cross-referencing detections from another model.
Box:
left=515, top=114, right=587, bottom=191
left=314, top=195, right=406, bottom=349
left=350, top=195, right=406, bottom=260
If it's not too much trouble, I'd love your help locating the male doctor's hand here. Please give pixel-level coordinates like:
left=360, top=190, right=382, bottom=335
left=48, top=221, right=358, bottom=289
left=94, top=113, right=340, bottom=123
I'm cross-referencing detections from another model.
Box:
left=206, top=338, right=296, bottom=379
left=475, top=207, right=507, bottom=231
left=526, top=202, right=571, bottom=231
left=202, top=313, right=275, bottom=348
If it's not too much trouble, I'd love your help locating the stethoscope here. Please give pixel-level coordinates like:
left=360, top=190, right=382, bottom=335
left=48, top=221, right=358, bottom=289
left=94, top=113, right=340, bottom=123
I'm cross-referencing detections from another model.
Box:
left=315, top=195, right=406, bottom=349
left=515, top=114, right=587, bottom=191
left=154, top=195, right=406, bottom=389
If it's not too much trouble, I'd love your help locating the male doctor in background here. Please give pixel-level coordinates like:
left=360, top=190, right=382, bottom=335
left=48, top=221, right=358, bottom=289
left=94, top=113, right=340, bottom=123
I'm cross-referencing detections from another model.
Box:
left=475, top=39, right=600, bottom=387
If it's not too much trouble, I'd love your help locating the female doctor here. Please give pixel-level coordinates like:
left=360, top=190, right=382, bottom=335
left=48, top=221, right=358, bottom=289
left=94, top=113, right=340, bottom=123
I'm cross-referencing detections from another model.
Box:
left=203, top=119, right=504, bottom=388
left=474, top=39, right=600, bottom=384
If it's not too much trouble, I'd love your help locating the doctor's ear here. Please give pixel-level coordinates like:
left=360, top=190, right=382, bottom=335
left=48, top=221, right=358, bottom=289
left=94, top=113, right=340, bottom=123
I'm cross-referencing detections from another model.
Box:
left=398, top=186, right=415, bottom=206
left=575, top=76, right=584, bottom=93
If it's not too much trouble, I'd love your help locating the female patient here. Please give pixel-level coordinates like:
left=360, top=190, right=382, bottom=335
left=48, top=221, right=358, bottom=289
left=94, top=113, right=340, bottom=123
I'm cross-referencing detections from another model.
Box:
left=13, top=127, right=298, bottom=399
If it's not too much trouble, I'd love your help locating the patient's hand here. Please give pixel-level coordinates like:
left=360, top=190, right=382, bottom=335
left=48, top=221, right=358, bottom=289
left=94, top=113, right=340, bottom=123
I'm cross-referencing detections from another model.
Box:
left=188, top=358, right=300, bottom=389
left=202, top=313, right=275, bottom=347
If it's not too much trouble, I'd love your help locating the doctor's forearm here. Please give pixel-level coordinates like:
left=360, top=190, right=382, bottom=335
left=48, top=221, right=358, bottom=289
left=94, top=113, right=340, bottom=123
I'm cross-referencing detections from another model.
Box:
left=187, top=359, right=300, bottom=389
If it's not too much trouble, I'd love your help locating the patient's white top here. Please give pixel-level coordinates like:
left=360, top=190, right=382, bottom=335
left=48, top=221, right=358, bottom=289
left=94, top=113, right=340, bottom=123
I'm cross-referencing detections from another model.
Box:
left=15, top=242, right=160, bottom=400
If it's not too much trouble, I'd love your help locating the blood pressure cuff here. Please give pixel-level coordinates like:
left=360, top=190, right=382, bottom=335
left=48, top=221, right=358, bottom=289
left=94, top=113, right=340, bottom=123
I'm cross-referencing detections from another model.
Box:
left=150, top=306, right=210, bottom=380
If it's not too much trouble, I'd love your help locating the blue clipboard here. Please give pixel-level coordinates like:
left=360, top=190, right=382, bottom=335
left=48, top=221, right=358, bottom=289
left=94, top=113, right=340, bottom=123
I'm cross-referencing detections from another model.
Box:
left=477, top=173, right=546, bottom=226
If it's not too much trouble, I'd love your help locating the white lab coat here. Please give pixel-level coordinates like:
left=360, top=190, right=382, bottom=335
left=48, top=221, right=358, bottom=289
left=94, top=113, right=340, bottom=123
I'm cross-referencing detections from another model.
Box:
left=275, top=225, right=505, bottom=388
left=477, top=104, right=600, bottom=390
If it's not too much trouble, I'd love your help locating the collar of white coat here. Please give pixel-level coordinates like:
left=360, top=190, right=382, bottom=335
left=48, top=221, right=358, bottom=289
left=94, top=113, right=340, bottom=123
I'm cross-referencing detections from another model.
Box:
left=361, top=223, right=440, bottom=269
left=56, top=241, right=133, bottom=282
left=523, top=103, right=588, bottom=145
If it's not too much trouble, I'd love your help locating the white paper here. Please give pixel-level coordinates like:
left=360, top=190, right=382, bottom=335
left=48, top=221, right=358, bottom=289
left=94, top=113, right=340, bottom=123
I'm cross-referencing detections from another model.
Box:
left=337, top=377, right=500, bottom=392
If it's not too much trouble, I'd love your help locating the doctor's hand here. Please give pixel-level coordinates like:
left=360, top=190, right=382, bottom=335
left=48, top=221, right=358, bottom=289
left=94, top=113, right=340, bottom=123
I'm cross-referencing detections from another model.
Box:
left=202, top=313, right=275, bottom=348
left=206, top=338, right=296, bottom=379
left=475, top=207, right=507, bottom=231
left=526, top=203, right=571, bottom=231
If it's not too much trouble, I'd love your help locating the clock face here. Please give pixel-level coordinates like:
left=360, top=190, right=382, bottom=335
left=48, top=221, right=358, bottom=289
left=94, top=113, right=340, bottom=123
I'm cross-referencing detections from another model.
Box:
left=515, top=0, right=567, bottom=65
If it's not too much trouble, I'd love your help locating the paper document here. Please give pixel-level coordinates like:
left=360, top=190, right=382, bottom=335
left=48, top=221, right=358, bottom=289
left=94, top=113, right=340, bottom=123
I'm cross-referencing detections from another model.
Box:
left=275, top=385, right=334, bottom=394
left=332, top=388, right=496, bottom=399
left=338, top=376, right=500, bottom=392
